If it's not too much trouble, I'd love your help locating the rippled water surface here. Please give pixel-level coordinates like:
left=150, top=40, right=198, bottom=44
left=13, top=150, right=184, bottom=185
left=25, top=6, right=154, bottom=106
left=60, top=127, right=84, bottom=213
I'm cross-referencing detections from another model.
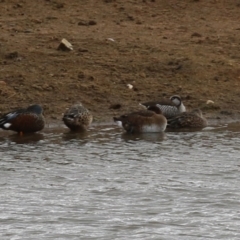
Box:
left=1, top=123, right=240, bottom=239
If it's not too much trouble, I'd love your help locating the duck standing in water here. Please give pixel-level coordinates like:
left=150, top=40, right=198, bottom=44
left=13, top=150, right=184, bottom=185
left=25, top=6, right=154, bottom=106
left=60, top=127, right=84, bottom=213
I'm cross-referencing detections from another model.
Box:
left=140, top=95, right=186, bottom=119
left=62, top=103, right=93, bottom=131
left=167, top=108, right=207, bottom=129
left=113, top=106, right=167, bottom=133
left=0, top=104, right=45, bottom=135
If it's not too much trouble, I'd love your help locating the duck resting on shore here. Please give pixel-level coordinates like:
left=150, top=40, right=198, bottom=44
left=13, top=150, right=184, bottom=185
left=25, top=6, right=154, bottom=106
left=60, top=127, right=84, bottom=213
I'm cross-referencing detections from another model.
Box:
left=0, top=104, right=45, bottom=135
left=113, top=106, right=167, bottom=133
left=140, top=95, right=186, bottom=119
left=167, top=108, right=207, bottom=129
left=62, top=103, right=93, bottom=131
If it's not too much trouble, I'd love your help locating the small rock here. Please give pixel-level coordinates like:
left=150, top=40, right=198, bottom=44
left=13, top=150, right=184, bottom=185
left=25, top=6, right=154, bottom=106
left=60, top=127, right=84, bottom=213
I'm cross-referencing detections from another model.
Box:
left=191, top=32, right=202, bottom=38
left=57, top=38, right=73, bottom=51
left=78, top=48, right=88, bottom=52
left=0, top=81, right=6, bottom=85
left=78, top=20, right=89, bottom=26
left=106, top=38, right=115, bottom=42
left=78, top=20, right=97, bottom=26
left=88, top=20, right=97, bottom=25
left=206, top=100, right=214, bottom=104
left=109, top=103, right=122, bottom=110
left=5, top=51, right=18, bottom=59
left=15, top=3, right=23, bottom=8
left=32, top=84, right=43, bottom=90
left=56, top=3, right=64, bottom=9
left=127, top=84, right=133, bottom=89
left=31, top=19, right=42, bottom=24
left=24, top=29, right=33, bottom=33
left=88, top=76, right=95, bottom=81
left=175, top=65, right=182, bottom=70
left=127, top=15, right=135, bottom=21
left=42, top=83, right=49, bottom=89
left=78, top=71, right=85, bottom=79
left=133, top=87, right=138, bottom=92
left=139, top=72, right=146, bottom=78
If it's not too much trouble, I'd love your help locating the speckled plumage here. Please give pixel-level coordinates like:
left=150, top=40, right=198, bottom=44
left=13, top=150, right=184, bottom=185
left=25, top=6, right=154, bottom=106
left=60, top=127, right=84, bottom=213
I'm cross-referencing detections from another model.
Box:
left=62, top=103, right=93, bottom=131
left=0, top=104, right=45, bottom=134
left=167, top=109, right=207, bottom=129
left=140, top=95, right=186, bottom=119
left=113, top=106, right=167, bottom=133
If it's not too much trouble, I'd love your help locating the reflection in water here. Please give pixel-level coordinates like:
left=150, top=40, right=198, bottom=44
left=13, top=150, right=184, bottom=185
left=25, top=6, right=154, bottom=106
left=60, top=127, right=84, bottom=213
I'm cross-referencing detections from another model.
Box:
left=0, top=124, right=240, bottom=239
left=120, top=131, right=166, bottom=143
left=7, top=133, right=45, bottom=144
left=166, top=127, right=209, bottom=133
left=62, top=130, right=89, bottom=141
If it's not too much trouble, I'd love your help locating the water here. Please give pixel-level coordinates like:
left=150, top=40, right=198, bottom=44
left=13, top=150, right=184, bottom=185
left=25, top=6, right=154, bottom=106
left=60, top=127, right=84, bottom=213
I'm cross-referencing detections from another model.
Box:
left=0, top=123, right=240, bottom=240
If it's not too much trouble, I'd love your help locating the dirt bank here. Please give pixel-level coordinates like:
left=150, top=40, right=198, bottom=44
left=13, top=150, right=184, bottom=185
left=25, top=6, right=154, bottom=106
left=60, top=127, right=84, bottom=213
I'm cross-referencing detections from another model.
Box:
left=1, top=0, right=240, bottom=125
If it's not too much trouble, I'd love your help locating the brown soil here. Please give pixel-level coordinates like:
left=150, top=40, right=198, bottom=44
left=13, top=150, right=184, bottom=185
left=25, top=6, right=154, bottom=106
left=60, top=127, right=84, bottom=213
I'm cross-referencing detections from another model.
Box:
left=1, top=0, right=240, bottom=125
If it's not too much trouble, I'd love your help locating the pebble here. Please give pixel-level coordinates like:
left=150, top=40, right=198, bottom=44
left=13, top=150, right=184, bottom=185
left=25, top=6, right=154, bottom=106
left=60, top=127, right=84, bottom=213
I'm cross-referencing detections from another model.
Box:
left=127, top=84, right=133, bottom=89
left=106, top=38, right=115, bottom=42
left=57, top=38, right=73, bottom=51
left=206, top=100, right=214, bottom=104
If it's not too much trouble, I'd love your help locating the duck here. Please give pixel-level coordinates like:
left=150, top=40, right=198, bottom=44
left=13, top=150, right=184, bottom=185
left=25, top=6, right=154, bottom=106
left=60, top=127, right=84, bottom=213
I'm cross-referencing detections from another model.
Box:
left=140, top=95, right=186, bottom=119
left=113, top=106, right=167, bottom=133
left=62, top=103, right=93, bottom=131
left=0, top=104, right=45, bottom=135
left=167, top=108, right=207, bottom=129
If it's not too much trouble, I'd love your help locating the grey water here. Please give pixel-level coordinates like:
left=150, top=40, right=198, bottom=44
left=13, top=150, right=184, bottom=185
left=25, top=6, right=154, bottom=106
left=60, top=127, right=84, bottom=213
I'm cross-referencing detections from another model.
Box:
left=0, top=123, right=240, bottom=240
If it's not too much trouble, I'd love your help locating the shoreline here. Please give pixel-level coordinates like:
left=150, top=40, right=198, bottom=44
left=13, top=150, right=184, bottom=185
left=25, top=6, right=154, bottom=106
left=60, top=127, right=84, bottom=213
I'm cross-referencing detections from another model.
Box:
left=1, top=111, right=240, bottom=137
left=0, top=1, right=240, bottom=132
